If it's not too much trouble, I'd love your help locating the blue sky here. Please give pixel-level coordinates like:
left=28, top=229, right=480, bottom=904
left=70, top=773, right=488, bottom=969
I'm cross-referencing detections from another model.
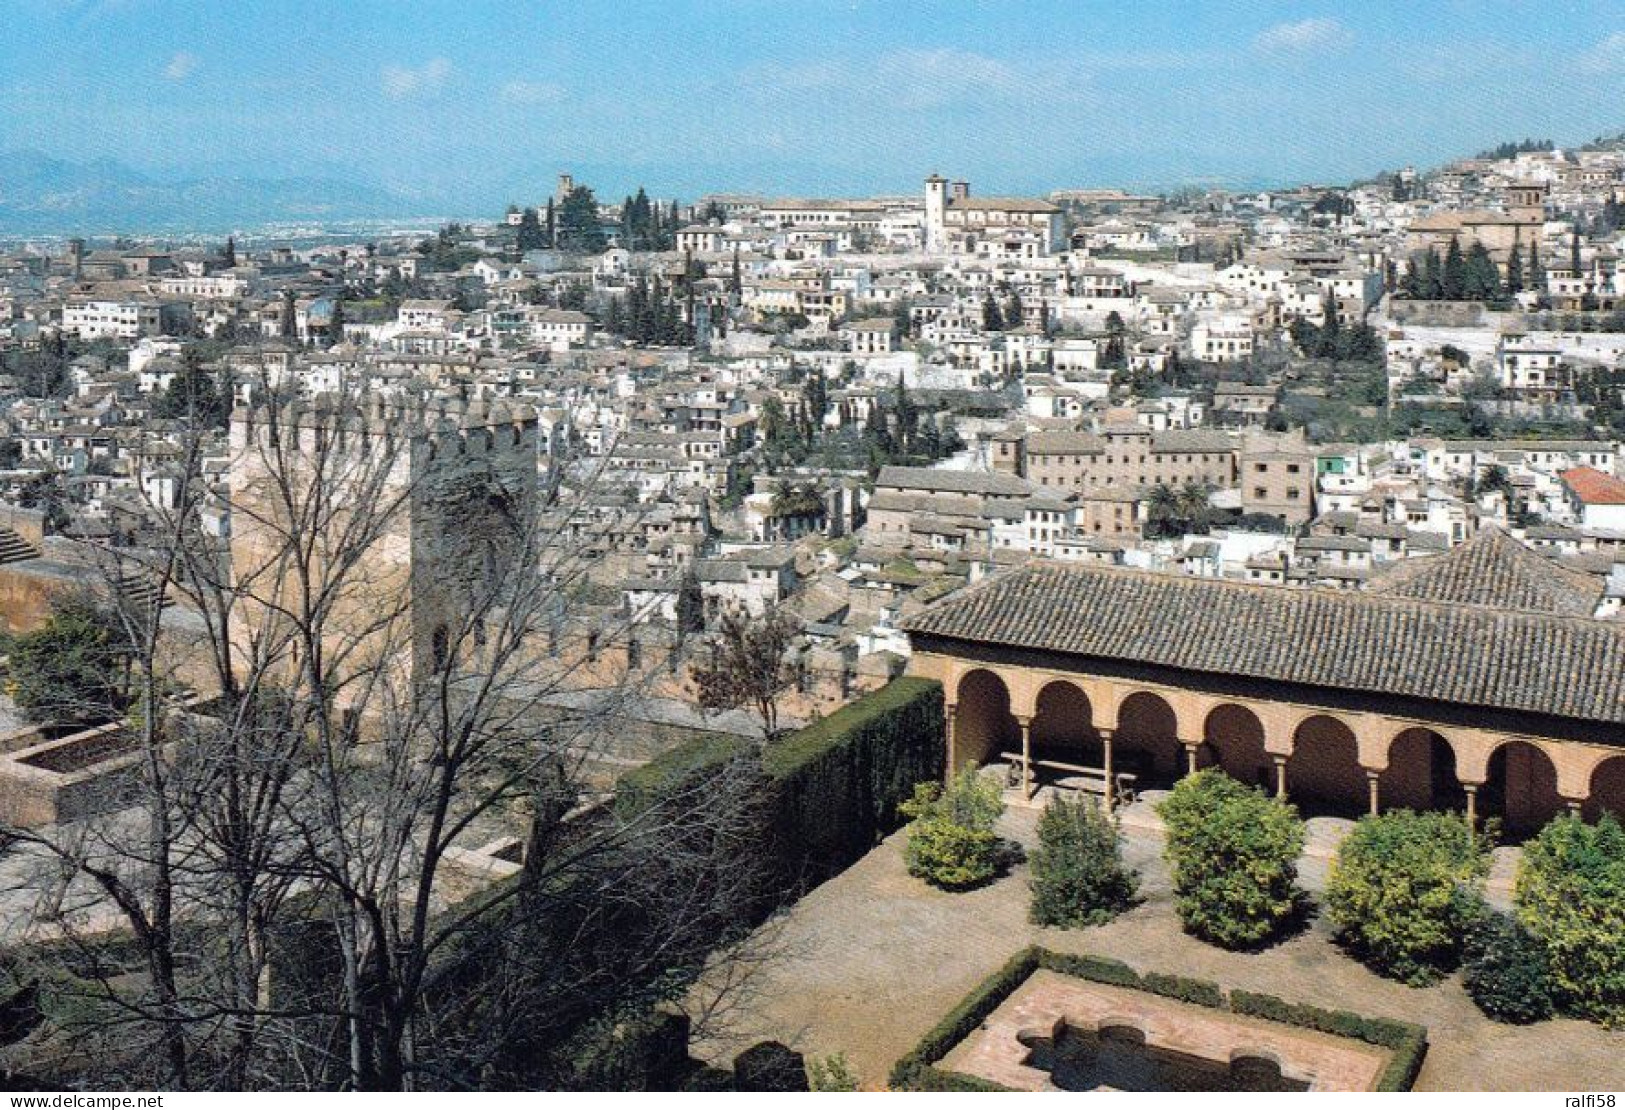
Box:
left=4, top=0, right=1625, bottom=207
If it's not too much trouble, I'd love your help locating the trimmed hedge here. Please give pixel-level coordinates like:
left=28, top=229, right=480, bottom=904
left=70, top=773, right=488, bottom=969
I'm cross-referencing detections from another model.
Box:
left=762, top=676, right=946, bottom=884
left=1229, top=991, right=1428, bottom=1092
left=890, top=947, right=1428, bottom=1092
left=616, top=677, right=945, bottom=899
left=888, top=948, right=1037, bottom=1091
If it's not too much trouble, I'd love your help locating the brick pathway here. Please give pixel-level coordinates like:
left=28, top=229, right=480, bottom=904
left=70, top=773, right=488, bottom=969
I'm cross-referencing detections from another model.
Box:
left=692, top=802, right=1625, bottom=1091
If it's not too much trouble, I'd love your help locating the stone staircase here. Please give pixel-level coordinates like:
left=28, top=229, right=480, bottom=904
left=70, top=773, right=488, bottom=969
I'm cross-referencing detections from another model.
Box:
left=115, top=567, right=171, bottom=613
left=0, top=526, right=40, bottom=566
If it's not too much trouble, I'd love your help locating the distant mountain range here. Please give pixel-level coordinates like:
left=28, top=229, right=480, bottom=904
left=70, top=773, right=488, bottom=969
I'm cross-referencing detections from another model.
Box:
left=0, top=151, right=438, bottom=236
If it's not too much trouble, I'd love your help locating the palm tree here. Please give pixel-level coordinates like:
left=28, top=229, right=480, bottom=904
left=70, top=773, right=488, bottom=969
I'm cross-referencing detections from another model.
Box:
left=1177, top=483, right=1213, bottom=533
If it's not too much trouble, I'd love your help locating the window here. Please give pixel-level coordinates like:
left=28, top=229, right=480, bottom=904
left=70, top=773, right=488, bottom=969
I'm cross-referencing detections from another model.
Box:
left=1254, top=487, right=1267, bottom=498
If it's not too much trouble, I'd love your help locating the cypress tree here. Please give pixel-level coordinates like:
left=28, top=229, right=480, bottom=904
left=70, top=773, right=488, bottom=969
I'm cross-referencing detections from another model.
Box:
left=222, top=235, right=237, bottom=268
left=279, top=289, right=297, bottom=340
left=1506, top=237, right=1524, bottom=294
left=1442, top=237, right=1467, bottom=300
left=982, top=294, right=1004, bottom=332
left=1421, top=246, right=1442, bottom=299
left=1528, top=243, right=1545, bottom=295
left=327, top=296, right=346, bottom=347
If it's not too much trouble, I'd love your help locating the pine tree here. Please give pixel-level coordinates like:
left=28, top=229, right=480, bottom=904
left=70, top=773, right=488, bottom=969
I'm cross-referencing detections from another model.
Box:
left=557, top=186, right=606, bottom=253
left=516, top=207, right=545, bottom=252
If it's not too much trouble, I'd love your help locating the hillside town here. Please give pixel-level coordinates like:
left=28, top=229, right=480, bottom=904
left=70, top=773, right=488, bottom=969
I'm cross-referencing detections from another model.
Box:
left=2, top=130, right=1625, bottom=1094
left=4, top=144, right=1625, bottom=677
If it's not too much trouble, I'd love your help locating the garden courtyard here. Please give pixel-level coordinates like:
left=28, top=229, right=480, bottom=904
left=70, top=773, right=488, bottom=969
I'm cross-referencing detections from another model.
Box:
left=692, top=795, right=1624, bottom=1092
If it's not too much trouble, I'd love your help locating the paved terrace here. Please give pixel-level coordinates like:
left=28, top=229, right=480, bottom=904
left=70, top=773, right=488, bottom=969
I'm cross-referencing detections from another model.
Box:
left=692, top=796, right=1624, bottom=1092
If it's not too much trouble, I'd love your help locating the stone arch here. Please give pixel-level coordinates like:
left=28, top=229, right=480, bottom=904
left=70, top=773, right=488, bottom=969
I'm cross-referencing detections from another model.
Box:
left=1286, top=714, right=1366, bottom=817
left=1113, top=690, right=1184, bottom=787
left=1379, top=727, right=1467, bottom=815
left=1583, top=755, right=1625, bottom=824
left=952, top=668, right=1020, bottom=771
left=1201, top=703, right=1272, bottom=792
left=1031, top=680, right=1102, bottom=764
left=1482, top=739, right=1565, bottom=839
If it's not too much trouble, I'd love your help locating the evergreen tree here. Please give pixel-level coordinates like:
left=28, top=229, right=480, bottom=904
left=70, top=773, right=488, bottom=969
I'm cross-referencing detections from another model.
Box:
left=1421, top=247, right=1443, bottom=300
left=556, top=186, right=606, bottom=253
left=516, top=207, right=545, bottom=252
left=222, top=235, right=237, bottom=268
left=1571, top=231, right=1583, bottom=276
left=1506, top=238, right=1524, bottom=294
left=982, top=294, right=1004, bottom=332
left=1317, top=293, right=1342, bottom=358
left=1442, top=237, right=1467, bottom=300
left=676, top=570, right=705, bottom=634
left=1004, top=287, right=1023, bottom=330
left=279, top=289, right=298, bottom=340
left=1464, top=242, right=1502, bottom=301
left=327, top=296, right=346, bottom=347
left=729, top=248, right=743, bottom=297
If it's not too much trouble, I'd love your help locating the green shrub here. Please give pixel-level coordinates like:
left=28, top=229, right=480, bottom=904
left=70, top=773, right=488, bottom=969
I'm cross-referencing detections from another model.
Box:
left=1156, top=770, right=1306, bottom=949
left=1515, top=814, right=1625, bottom=1026
left=900, top=766, right=1004, bottom=890
left=733, top=1041, right=809, bottom=1092
left=807, top=1052, right=861, bottom=1091
left=1325, top=810, right=1490, bottom=985
left=1462, top=911, right=1554, bottom=1024
left=1029, top=795, right=1138, bottom=928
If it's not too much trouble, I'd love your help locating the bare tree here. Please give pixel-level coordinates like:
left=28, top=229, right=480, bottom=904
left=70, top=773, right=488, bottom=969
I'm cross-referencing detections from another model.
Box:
left=1, top=373, right=787, bottom=1091
left=689, top=605, right=800, bottom=744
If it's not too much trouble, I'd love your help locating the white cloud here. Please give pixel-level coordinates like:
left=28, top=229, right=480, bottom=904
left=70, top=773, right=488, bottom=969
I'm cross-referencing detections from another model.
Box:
left=500, top=79, right=565, bottom=106
left=162, top=51, right=199, bottom=81
left=1253, top=18, right=1353, bottom=55
left=382, top=57, right=452, bottom=99
left=1581, top=32, right=1625, bottom=74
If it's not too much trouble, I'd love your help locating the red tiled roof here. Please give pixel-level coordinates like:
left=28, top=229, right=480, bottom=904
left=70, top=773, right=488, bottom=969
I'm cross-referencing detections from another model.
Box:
left=1561, top=466, right=1625, bottom=506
